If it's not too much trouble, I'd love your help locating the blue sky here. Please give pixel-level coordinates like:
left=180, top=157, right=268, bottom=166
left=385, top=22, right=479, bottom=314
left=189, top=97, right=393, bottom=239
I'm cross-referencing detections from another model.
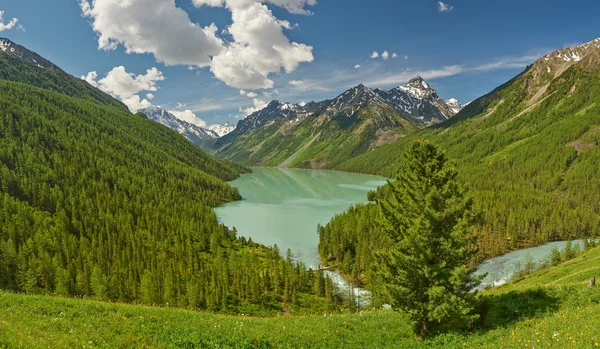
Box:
left=1, top=0, right=599, bottom=127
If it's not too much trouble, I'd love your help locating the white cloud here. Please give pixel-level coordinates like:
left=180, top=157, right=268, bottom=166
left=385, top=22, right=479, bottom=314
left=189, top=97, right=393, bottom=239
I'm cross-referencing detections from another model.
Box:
left=240, top=97, right=268, bottom=116
left=287, top=78, right=332, bottom=92
left=193, top=0, right=318, bottom=15
left=82, top=71, right=99, bottom=88
left=169, top=109, right=208, bottom=127
left=176, top=102, right=187, bottom=109
left=364, top=65, right=463, bottom=87
left=403, top=55, right=409, bottom=60
left=354, top=64, right=361, bottom=69
left=208, top=1, right=314, bottom=89
left=371, top=50, right=400, bottom=60
left=122, top=95, right=153, bottom=111
left=437, top=1, right=454, bottom=12
left=240, top=89, right=259, bottom=98
left=81, top=66, right=165, bottom=112
left=472, top=55, right=540, bottom=71
left=0, top=11, right=19, bottom=32
left=146, top=93, right=155, bottom=100
left=79, top=0, right=224, bottom=67
left=80, top=0, right=314, bottom=90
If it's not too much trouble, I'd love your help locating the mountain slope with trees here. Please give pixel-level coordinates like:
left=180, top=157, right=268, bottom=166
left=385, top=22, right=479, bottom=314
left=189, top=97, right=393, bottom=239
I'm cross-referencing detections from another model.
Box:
left=3, top=244, right=600, bottom=348
left=320, top=39, right=600, bottom=279
left=0, top=40, right=338, bottom=314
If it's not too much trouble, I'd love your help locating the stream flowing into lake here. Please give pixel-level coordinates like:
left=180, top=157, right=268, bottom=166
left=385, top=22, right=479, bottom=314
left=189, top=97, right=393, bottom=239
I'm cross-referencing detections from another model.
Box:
left=215, top=168, right=584, bottom=305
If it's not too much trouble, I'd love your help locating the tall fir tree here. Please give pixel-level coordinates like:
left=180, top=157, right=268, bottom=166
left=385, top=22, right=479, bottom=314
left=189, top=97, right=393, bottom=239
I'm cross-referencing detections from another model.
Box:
left=376, top=139, right=481, bottom=337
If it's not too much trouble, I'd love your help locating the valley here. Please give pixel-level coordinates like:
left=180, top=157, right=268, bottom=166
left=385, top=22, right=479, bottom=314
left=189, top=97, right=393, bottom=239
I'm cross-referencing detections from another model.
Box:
left=1, top=0, right=599, bottom=344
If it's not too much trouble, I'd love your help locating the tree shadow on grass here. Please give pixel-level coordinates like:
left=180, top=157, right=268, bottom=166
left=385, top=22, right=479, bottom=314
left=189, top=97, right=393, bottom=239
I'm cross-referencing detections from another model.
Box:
left=478, top=287, right=560, bottom=330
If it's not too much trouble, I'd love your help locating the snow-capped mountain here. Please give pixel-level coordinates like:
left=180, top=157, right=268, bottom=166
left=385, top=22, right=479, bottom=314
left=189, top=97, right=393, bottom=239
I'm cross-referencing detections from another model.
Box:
left=139, top=106, right=218, bottom=146
left=445, top=98, right=464, bottom=114
left=215, top=100, right=326, bottom=148
left=215, top=77, right=460, bottom=151
left=207, top=123, right=236, bottom=137
left=374, top=76, right=457, bottom=123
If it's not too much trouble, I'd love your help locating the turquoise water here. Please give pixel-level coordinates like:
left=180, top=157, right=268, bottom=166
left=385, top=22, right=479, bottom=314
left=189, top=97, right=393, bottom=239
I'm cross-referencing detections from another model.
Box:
left=474, top=240, right=585, bottom=290
left=215, top=167, right=388, bottom=268
left=216, top=168, right=583, bottom=297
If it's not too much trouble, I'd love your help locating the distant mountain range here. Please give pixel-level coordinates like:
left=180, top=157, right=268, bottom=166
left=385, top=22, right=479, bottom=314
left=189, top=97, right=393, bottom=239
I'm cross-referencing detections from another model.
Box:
left=207, top=122, right=236, bottom=137
left=210, top=77, right=463, bottom=168
left=138, top=107, right=237, bottom=145
left=138, top=106, right=219, bottom=145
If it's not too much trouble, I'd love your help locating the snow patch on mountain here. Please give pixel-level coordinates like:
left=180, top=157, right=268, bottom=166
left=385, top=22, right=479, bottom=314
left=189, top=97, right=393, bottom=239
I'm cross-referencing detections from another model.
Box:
left=139, top=106, right=218, bottom=145
left=207, top=123, right=235, bottom=137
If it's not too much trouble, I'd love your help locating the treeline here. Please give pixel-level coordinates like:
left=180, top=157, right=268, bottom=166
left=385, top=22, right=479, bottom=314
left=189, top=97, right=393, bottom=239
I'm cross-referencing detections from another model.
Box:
left=0, top=53, right=128, bottom=111
left=333, top=54, right=600, bottom=260
left=0, top=70, right=337, bottom=315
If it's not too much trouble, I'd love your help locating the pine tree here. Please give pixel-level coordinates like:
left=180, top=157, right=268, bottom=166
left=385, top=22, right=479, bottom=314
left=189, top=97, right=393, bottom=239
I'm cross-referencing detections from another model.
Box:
left=376, top=139, right=481, bottom=337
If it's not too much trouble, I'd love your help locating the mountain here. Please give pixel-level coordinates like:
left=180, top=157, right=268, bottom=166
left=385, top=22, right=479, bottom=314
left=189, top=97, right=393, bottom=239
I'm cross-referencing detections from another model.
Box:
left=211, top=78, right=460, bottom=168
left=0, top=37, right=128, bottom=111
left=207, top=122, right=235, bottom=137
left=0, top=39, right=333, bottom=314
left=331, top=37, right=600, bottom=262
left=138, top=106, right=219, bottom=146
left=374, top=76, right=457, bottom=122
left=445, top=98, right=464, bottom=114
left=0, top=38, right=61, bottom=71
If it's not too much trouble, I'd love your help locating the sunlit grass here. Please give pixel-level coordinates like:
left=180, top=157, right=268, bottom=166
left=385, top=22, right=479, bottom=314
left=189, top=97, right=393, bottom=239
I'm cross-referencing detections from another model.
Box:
left=2, top=247, right=600, bottom=348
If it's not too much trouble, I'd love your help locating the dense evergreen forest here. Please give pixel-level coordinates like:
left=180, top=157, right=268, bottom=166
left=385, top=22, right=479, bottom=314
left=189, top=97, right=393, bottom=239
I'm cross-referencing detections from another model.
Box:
left=321, top=49, right=600, bottom=289
left=0, top=51, right=339, bottom=315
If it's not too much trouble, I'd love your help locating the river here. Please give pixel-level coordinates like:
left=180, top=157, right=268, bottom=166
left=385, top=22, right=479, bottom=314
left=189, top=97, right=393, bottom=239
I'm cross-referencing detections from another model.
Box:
left=216, top=167, right=584, bottom=301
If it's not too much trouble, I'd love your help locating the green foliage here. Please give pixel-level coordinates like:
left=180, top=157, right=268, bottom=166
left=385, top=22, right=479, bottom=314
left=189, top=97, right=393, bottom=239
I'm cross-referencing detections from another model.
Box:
left=4, top=245, right=600, bottom=348
left=215, top=106, right=417, bottom=169
left=375, top=140, right=480, bottom=336
left=330, top=52, right=600, bottom=262
left=0, top=58, right=337, bottom=314
left=0, top=52, right=128, bottom=111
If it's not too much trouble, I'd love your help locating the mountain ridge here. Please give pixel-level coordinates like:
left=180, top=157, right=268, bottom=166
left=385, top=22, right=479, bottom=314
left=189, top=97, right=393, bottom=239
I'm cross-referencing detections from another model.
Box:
left=138, top=106, right=219, bottom=146
left=211, top=77, right=462, bottom=168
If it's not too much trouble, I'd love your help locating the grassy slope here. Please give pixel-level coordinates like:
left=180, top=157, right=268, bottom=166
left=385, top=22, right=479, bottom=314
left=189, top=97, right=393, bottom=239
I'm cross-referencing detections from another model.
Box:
left=3, top=246, right=600, bottom=348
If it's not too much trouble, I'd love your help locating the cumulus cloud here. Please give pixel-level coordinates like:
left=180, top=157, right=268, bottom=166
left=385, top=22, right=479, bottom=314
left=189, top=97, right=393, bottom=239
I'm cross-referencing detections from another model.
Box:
left=80, top=0, right=315, bottom=90
left=240, top=97, right=268, bottom=116
left=176, top=103, right=188, bottom=109
left=79, top=0, right=223, bottom=67
left=207, top=1, right=314, bottom=89
left=240, top=89, right=259, bottom=98
left=82, top=66, right=165, bottom=112
left=354, top=64, right=361, bottom=69
left=371, top=50, right=401, bottom=60
left=146, top=93, right=155, bottom=100
left=169, top=109, right=208, bottom=127
left=0, top=11, right=20, bottom=32
left=437, top=1, right=454, bottom=12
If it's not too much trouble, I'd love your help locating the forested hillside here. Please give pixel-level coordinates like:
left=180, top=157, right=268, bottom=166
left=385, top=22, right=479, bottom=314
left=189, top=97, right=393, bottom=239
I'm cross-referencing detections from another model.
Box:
left=3, top=244, right=600, bottom=348
left=0, top=43, right=337, bottom=315
left=320, top=40, right=600, bottom=285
